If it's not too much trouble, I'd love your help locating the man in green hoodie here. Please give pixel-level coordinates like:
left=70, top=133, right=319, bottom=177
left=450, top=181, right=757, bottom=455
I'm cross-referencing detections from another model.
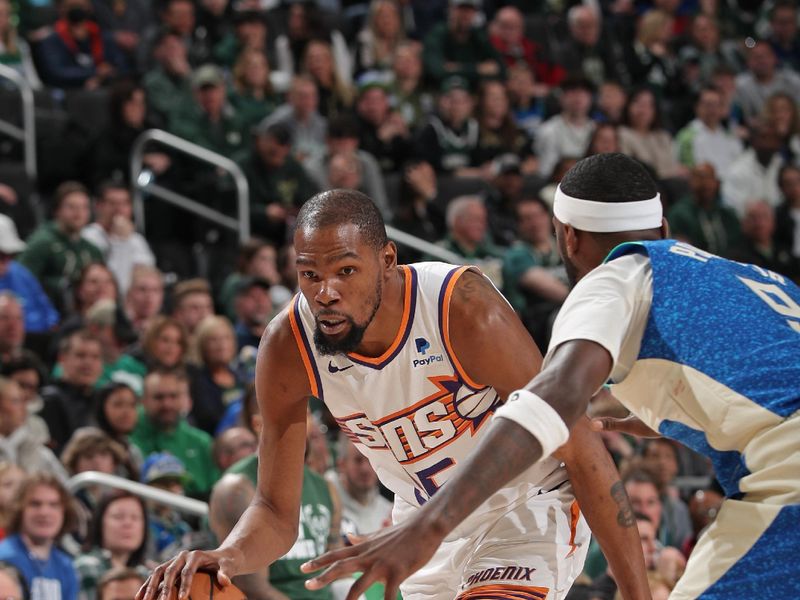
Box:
left=18, top=181, right=103, bottom=311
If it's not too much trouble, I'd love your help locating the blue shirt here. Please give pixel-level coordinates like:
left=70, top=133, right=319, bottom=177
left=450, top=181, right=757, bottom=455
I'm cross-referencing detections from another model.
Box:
left=0, top=534, right=78, bottom=600
left=0, top=261, right=59, bottom=332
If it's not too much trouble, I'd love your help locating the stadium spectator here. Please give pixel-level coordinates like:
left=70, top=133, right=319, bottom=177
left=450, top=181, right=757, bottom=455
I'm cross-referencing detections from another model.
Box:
left=74, top=491, right=150, bottom=600
left=721, top=118, right=785, bottom=217
left=124, top=265, right=163, bottom=337
left=556, top=4, right=629, bottom=89
left=187, top=315, right=245, bottom=435
left=90, top=0, right=150, bottom=64
left=505, top=63, right=546, bottom=138
left=82, top=183, right=155, bottom=296
left=274, top=1, right=351, bottom=85
left=389, top=41, right=432, bottom=130
left=304, top=114, right=391, bottom=220
left=97, top=567, right=146, bottom=600
left=329, top=436, right=392, bottom=536
left=355, top=81, right=412, bottom=175
left=0, top=561, right=26, bottom=599
left=0, top=473, right=79, bottom=600
left=618, top=87, right=685, bottom=180
left=483, top=153, right=526, bottom=246
left=473, top=80, right=535, bottom=173
left=642, top=440, right=693, bottom=546
left=434, top=196, right=504, bottom=285
left=0, top=351, right=47, bottom=424
left=39, top=330, right=103, bottom=454
left=624, top=10, right=680, bottom=101
left=675, top=86, right=743, bottom=174
left=211, top=427, right=256, bottom=472
left=302, top=39, right=354, bottom=119
left=230, top=276, right=272, bottom=352
left=259, top=75, right=327, bottom=164
left=775, top=164, right=800, bottom=260
left=35, top=0, right=126, bottom=89
left=501, top=196, right=568, bottom=346
left=762, top=91, right=800, bottom=165
left=624, top=469, right=686, bottom=549
left=137, top=0, right=209, bottom=71
left=766, top=0, right=800, bottom=73
left=19, top=182, right=103, bottom=311
left=141, top=31, right=194, bottom=125
left=391, top=160, right=446, bottom=252
left=241, top=122, right=319, bottom=244
left=194, top=0, right=233, bottom=55
left=535, top=76, right=595, bottom=179
left=138, top=453, right=193, bottom=558
left=593, top=81, right=627, bottom=125
left=170, top=278, right=213, bottom=341
left=710, top=64, right=746, bottom=132
left=218, top=239, right=289, bottom=320
left=170, top=64, right=247, bottom=158
left=734, top=40, right=800, bottom=123
left=681, top=487, right=723, bottom=557
left=730, top=199, right=800, bottom=281
left=677, top=14, right=741, bottom=90
left=586, top=122, right=621, bottom=155
left=93, top=383, right=143, bottom=480
left=0, top=378, right=65, bottom=481
left=130, top=369, right=218, bottom=499
left=136, top=316, right=188, bottom=371
left=667, top=163, right=740, bottom=256
left=0, top=0, right=42, bottom=87
left=353, top=0, right=405, bottom=77
left=415, top=76, right=479, bottom=175
left=227, top=47, right=280, bottom=133
left=0, top=217, right=58, bottom=334
left=0, top=294, right=25, bottom=365
left=489, top=6, right=564, bottom=90
left=422, top=0, right=503, bottom=88
left=212, top=10, right=269, bottom=69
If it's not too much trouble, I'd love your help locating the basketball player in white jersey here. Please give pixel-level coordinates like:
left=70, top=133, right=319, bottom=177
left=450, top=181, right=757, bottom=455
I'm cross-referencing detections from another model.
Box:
left=137, top=189, right=649, bottom=600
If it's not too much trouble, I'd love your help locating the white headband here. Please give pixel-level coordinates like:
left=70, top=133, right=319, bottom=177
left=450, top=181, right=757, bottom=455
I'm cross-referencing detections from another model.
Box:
left=553, top=184, right=663, bottom=233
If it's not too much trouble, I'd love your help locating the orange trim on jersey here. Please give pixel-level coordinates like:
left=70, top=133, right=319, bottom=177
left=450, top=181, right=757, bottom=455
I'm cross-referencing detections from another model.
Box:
left=457, top=584, right=550, bottom=600
left=442, top=266, right=486, bottom=389
left=566, top=500, right=581, bottom=558
left=288, top=296, right=320, bottom=399
left=347, top=265, right=413, bottom=365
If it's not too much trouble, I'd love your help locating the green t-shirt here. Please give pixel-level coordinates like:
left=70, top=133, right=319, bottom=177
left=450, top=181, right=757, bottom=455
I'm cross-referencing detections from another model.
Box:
left=227, top=455, right=334, bottom=600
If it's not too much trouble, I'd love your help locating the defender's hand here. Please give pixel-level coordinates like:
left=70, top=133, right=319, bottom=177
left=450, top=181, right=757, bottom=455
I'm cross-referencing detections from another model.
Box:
left=591, top=414, right=660, bottom=438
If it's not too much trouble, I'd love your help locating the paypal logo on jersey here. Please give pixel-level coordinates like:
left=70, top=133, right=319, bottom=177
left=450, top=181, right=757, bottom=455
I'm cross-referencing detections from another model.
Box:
left=412, top=338, right=444, bottom=367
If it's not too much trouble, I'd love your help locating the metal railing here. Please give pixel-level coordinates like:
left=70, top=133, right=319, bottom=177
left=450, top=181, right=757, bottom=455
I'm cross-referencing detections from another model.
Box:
left=67, top=471, right=208, bottom=517
left=131, top=129, right=251, bottom=243
left=0, top=63, right=37, bottom=181
left=130, top=129, right=463, bottom=263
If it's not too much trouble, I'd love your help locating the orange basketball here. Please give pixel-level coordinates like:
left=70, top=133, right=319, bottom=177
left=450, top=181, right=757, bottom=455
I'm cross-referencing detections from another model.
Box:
left=167, top=570, right=247, bottom=600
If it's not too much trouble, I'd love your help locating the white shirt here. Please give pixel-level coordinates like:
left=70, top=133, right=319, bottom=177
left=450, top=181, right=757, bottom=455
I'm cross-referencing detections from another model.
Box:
left=720, top=149, right=784, bottom=219
left=534, top=115, right=595, bottom=179
left=82, top=223, right=155, bottom=295
left=681, top=119, right=744, bottom=177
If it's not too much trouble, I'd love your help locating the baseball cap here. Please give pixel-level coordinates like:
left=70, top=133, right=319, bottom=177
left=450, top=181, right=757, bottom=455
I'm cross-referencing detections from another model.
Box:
left=234, top=275, right=271, bottom=297
left=0, top=215, right=26, bottom=254
left=141, top=452, right=190, bottom=485
left=440, top=75, right=471, bottom=94
left=192, top=64, right=225, bottom=89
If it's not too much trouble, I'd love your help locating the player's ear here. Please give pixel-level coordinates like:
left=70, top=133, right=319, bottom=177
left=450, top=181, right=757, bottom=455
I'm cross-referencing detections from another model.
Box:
left=660, top=217, right=670, bottom=240
left=563, top=223, right=579, bottom=257
left=383, top=241, right=398, bottom=270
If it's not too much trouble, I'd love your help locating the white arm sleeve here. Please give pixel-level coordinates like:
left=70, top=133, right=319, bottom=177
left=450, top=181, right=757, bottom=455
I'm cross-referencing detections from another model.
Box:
left=544, top=252, right=654, bottom=384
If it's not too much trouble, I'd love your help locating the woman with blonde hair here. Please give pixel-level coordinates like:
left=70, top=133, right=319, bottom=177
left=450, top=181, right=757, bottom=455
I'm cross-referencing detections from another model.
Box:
left=302, top=39, right=354, bottom=118
left=354, top=0, right=405, bottom=76
left=229, top=47, right=282, bottom=131
left=626, top=9, right=680, bottom=99
left=188, top=316, right=245, bottom=435
left=136, top=316, right=188, bottom=371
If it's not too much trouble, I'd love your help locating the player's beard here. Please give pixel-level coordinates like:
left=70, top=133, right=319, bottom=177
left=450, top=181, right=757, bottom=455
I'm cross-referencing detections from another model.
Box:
left=313, top=279, right=383, bottom=356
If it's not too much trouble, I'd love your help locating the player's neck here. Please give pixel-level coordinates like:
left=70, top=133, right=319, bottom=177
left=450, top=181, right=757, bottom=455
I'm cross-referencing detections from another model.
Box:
left=351, top=265, right=407, bottom=358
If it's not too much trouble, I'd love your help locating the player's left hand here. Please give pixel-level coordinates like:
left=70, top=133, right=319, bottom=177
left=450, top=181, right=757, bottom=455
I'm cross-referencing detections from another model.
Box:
left=301, top=521, right=443, bottom=600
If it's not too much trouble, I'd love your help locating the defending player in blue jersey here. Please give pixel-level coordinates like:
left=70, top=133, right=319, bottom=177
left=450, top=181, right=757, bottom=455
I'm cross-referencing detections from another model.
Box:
left=304, top=153, right=800, bottom=599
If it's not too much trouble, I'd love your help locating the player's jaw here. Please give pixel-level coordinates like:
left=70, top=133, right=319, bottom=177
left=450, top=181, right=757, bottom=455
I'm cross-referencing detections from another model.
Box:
left=313, top=312, right=367, bottom=355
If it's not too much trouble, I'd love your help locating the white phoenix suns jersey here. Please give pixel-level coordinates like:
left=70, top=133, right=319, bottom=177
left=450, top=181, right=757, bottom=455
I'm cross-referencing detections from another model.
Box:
left=289, top=262, right=567, bottom=537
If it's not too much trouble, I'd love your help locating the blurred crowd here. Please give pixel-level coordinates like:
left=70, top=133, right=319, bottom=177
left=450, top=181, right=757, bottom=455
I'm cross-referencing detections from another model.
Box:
left=1, top=0, right=800, bottom=597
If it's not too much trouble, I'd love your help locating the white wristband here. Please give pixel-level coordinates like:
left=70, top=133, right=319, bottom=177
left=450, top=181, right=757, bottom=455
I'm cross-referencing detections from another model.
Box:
left=494, top=390, right=570, bottom=458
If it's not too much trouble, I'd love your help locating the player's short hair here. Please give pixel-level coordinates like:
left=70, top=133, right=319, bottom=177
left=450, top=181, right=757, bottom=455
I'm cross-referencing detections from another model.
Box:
left=559, top=153, right=658, bottom=204
left=295, top=189, right=388, bottom=251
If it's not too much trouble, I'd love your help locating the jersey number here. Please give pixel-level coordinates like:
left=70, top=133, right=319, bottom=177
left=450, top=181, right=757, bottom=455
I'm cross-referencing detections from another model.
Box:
left=738, top=276, right=800, bottom=333
left=413, top=457, right=455, bottom=505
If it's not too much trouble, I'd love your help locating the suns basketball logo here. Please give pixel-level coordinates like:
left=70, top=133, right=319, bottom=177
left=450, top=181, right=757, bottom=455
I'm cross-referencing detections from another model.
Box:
left=336, top=376, right=500, bottom=464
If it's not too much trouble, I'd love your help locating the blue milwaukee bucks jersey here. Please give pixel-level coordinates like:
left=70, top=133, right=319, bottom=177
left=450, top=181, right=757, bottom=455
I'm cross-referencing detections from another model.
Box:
left=606, top=240, right=800, bottom=500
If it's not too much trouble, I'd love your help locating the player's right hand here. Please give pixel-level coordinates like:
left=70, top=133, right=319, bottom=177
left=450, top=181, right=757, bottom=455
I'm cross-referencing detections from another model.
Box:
left=136, top=549, right=236, bottom=600
left=591, top=414, right=660, bottom=438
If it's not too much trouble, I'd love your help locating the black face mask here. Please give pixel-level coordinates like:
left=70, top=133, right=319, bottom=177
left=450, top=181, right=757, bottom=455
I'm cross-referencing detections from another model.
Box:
left=66, top=7, right=89, bottom=24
